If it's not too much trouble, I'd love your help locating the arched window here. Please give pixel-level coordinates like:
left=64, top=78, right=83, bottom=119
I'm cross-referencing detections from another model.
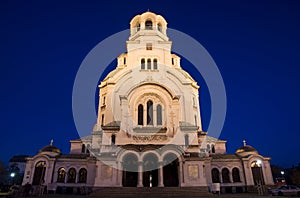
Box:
left=101, top=114, right=104, bottom=126
left=156, top=104, right=162, bottom=125
left=141, top=59, right=145, bottom=70
left=153, top=59, right=158, bottom=70
left=157, top=23, right=162, bottom=32
left=81, top=144, right=85, bottom=153
left=147, top=58, right=151, bottom=70
left=171, top=58, right=174, bottom=65
left=136, top=23, right=140, bottom=31
left=145, top=20, right=153, bottom=30
left=232, top=168, right=241, bottom=182
left=222, top=168, right=230, bottom=183
left=138, top=104, right=143, bottom=125
left=147, top=100, right=153, bottom=125
left=78, top=168, right=87, bottom=183
left=32, top=161, right=46, bottom=185
left=184, top=134, right=189, bottom=146
left=211, top=145, right=215, bottom=153
left=67, top=168, right=76, bottom=183
left=211, top=168, right=220, bottom=183
left=111, top=134, right=116, bottom=145
left=123, top=57, right=126, bottom=65
left=57, top=168, right=66, bottom=183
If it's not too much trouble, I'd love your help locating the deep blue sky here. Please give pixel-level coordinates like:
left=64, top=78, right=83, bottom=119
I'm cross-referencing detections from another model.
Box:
left=1, top=1, right=299, bottom=168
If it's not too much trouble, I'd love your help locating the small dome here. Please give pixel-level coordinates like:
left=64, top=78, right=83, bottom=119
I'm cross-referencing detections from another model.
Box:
left=39, top=145, right=61, bottom=154
left=236, top=145, right=258, bottom=154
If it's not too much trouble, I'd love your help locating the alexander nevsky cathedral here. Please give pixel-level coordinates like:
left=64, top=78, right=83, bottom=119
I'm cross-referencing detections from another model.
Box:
left=22, top=11, right=274, bottom=194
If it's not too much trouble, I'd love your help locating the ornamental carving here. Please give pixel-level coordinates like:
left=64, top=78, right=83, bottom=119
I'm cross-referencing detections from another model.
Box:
left=133, top=135, right=167, bottom=142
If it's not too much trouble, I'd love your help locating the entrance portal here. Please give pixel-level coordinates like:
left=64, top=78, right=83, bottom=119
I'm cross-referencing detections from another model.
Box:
left=122, top=154, right=138, bottom=187
left=32, top=161, right=46, bottom=185
left=163, top=153, right=179, bottom=187
left=251, top=160, right=265, bottom=185
left=143, top=154, right=158, bottom=187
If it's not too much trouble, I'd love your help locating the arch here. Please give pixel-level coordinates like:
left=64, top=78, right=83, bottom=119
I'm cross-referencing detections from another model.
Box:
left=145, top=20, right=153, bottom=30
left=141, top=58, right=145, bottom=70
left=32, top=161, right=46, bottom=185
left=153, top=59, right=158, bottom=69
left=211, top=168, right=220, bottom=183
left=163, top=153, right=179, bottom=187
left=78, top=168, right=87, bottom=183
left=57, top=167, right=66, bottom=183
left=147, top=100, right=153, bottom=125
left=232, top=167, right=241, bottom=182
left=222, top=168, right=230, bottom=183
left=67, top=168, right=76, bottom=183
left=156, top=104, right=162, bottom=125
left=122, top=153, right=138, bottom=187
left=138, top=104, right=143, bottom=125
left=143, top=153, right=159, bottom=187
left=147, top=58, right=151, bottom=70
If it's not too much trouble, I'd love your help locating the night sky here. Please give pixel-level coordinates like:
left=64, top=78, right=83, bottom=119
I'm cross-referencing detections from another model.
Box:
left=1, top=1, right=299, bottom=168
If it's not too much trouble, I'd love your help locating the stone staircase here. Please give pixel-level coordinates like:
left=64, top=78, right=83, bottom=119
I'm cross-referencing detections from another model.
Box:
left=90, top=187, right=213, bottom=198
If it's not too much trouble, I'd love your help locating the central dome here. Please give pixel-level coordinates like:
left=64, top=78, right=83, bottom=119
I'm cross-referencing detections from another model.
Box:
left=236, top=145, right=258, bottom=154
left=39, top=145, right=61, bottom=154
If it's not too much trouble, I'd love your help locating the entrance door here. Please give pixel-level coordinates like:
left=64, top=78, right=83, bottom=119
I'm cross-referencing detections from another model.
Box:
left=251, top=161, right=265, bottom=185
left=122, top=154, right=138, bottom=187
left=163, top=154, right=179, bottom=187
left=143, top=154, right=158, bottom=187
left=32, top=161, right=46, bottom=185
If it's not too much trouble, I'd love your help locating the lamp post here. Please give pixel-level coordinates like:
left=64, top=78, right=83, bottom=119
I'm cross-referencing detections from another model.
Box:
left=281, top=171, right=285, bottom=184
left=10, top=172, right=15, bottom=185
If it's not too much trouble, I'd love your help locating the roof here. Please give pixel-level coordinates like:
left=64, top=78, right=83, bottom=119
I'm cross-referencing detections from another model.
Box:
left=236, top=145, right=258, bottom=154
left=9, top=155, right=29, bottom=163
left=39, top=145, right=61, bottom=154
left=57, top=154, right=90, bottom=159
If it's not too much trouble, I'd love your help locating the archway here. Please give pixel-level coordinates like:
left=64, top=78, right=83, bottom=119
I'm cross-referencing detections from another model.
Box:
left=143, top=153, right=158, bottom=187
left=251, top=160, right=264, bottom=185
left=122, top=153, right=138, bottom=187
left=163, top=153, right=179, bottom=187
left=32, top=161, right=46, bottom=185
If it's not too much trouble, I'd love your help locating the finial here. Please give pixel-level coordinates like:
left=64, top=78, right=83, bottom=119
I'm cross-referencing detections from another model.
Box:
left=50, top=139, right=53, bottom=146
left=243, top=140, right=246, bottom=146
left=147, top=8, right=150, bottom=12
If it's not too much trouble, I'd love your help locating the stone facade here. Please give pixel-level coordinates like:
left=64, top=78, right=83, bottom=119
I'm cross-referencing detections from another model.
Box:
left=22, top=11, right=274, bottom=193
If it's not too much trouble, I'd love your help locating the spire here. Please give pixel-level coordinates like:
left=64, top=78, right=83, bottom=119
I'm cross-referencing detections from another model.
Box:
left=243, top=139, right=246, bottom=146
left=50, top=139, right=54, bottom=146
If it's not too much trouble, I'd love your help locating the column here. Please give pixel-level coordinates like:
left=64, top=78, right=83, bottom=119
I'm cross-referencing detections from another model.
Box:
left=137, top=161, right=143, bottom=187
left=179, top=161, right=184, bottom=185
left=158, top=161, right=164, bottom=187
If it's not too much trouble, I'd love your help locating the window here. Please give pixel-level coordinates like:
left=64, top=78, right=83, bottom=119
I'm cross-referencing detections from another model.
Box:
left=57, top=168, right=66, bottom=183
left=78, top=168, right=87, bottom=183
left=184, top=134, right=189, bottom=146
left=222, top=168, right=230, bottom=183
left=232, top=168, right=241, bottom=182
left=153, top=59, right=158, bottom=70
left=147, top=59, right=151, bottom=70
left=146, top=100, right=153, bottom=125
left=145, top=20, right=153, bottom=30
left=136, top=23, right=140, bottom=31
left=103, top=96, right=106, bottom=105
left=171, top=58, right=174, bottom=65
left=81, top=144, right=86, bottom=153
left=123, top=57, right=126, bottom=65
left=67, top=168, right=76, bottom=183
left=156, top=104, right=162, bottom=125
left=157, top=23, right=162, bottom=32
left=207, top=144, right=211, bottom=153
left=211, top=145, right=215, bottom=153
left=146, top=43, right=152, bottom=50
left=101, top=114, right=104, bottom=126
left=86, top=144, right=90, bottom=154
left=138, top=104, right=143, bottom=125
left=111, top=134, right=116, bottom=145
left=211, top=168, right=220, bottom=183
left=141, top=59, right=145, bottom=70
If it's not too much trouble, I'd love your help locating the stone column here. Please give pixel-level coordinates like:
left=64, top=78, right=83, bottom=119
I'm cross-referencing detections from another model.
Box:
left=137, top=161, right=143, bottom=187
left=179, top=161, right=184, bottom=185
left=158, top=161, right=164, bottom=187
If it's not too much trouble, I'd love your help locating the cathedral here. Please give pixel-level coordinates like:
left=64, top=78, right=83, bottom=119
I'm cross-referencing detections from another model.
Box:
left=22, top=11, right=274, bottom=194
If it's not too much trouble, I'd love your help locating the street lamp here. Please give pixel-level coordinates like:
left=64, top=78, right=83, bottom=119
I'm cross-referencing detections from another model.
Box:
left=10, top=172, right=15, bottom=186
